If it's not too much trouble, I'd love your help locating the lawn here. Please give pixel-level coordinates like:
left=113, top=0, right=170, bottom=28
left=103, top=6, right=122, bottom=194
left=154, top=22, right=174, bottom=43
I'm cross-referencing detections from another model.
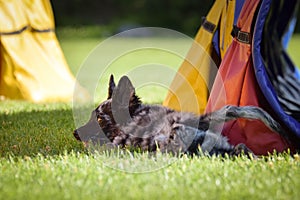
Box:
left=287, top=34, right=300, bottom=67
left=0, top=28, right=300, bottom=200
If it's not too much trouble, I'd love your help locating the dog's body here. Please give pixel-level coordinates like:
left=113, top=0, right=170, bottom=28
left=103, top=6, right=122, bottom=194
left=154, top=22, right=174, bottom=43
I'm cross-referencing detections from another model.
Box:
left=74, top=75, right=286, bottom=156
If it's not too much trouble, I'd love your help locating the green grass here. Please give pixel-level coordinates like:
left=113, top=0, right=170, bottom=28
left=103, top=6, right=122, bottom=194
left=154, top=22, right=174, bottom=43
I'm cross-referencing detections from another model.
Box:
left=1, top=151, right=299, bottom=200
left=1, top=29, right=300, bottom=200
left=287, top=34, right=300, bottom=67
left=0, top=102, right=84, bottom=157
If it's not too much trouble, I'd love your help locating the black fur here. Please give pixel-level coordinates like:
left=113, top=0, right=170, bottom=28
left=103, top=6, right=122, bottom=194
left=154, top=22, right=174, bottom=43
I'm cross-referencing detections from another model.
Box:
left=74, top=75, right=286, bottom=156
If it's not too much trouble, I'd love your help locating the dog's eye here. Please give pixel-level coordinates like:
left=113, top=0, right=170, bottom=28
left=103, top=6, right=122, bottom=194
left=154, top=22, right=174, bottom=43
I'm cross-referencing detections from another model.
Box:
left=96, top=114, right=102, bottom=123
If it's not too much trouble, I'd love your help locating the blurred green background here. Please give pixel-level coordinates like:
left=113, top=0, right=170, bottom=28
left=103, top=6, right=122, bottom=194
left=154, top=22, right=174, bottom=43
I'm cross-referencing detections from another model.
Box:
left=51, top=0, right=300, bottom=79
left=50, top=0, right=300, bottom=37
left=51, top=0, right=218, bottom=36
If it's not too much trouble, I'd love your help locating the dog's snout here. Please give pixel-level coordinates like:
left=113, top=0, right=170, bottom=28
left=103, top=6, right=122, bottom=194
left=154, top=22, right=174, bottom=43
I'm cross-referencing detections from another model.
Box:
left=73, top=130, right=81, bottom=141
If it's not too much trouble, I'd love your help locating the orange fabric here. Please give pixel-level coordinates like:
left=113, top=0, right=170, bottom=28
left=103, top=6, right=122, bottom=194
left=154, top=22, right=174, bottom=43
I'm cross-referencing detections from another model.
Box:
left=206, top=0, right=290, bottom=155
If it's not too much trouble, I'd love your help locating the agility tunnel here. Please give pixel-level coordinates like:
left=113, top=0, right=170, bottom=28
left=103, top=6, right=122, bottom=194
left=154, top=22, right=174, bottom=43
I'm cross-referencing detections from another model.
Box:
left=165, top=0, right=300, bottom=155
left=0, top=0, right=75, bottom=102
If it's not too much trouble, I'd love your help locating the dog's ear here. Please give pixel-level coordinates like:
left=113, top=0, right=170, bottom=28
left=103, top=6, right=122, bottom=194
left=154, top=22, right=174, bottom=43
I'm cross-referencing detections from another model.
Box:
left=111, top=76, right=141, bottom=124
left=107, top=74, right=116, bottom=99
left=112, top=76, right=140, bottom=107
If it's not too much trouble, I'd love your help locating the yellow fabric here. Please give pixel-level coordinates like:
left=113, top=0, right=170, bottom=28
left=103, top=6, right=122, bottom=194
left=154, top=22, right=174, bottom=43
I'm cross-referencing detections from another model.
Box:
left=163, top=0, right=236, bottom=114
left=0, top=0, right=75, bottom=102
left=219, top=0, right=235, bottom=58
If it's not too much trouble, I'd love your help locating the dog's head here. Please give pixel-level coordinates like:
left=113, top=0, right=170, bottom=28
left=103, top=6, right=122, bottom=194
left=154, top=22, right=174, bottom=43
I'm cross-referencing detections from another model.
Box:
left=73, top=75, right=141, bottom=145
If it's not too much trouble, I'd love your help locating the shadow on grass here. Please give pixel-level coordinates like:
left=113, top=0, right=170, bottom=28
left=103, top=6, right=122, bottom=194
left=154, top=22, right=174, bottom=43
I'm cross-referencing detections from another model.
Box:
left=0, top=108, right=86, bottom=158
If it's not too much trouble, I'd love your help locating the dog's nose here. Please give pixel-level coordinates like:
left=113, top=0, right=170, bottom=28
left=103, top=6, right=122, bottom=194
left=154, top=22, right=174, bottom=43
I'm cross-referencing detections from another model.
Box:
left=73, top=130, right=81, bottom=141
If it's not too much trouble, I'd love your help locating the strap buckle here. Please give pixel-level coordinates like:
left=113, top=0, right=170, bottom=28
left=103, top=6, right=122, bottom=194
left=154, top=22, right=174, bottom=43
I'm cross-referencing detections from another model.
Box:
left=231, top=25, right=251, bottom=44
left=201, top=17, right=216, bottom=33
left=237, top=31, right=251, bottom=44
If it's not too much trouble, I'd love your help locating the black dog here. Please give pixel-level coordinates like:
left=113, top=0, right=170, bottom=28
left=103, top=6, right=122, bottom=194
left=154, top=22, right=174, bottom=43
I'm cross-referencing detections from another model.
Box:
left=74, top=75, right=286, bottom=156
